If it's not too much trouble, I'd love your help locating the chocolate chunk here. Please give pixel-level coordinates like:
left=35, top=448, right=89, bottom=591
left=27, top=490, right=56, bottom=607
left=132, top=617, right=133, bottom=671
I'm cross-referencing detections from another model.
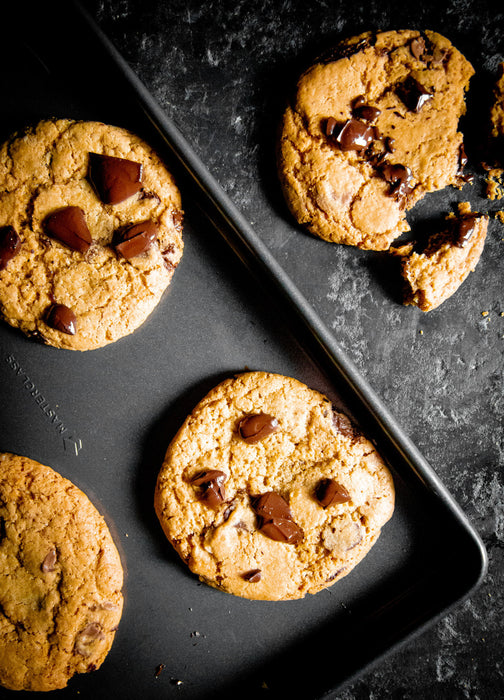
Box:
left=318, top=37, right=372, bottom=63
left=191, top=470, right=227, bottom=509
left=45, top=304, right=77, bottom=335
left=396, top=76, right=433, bottom=113
left=453, top=214, right=479, bottom=248
left=87, top=663, right=97, bottom=673
left=41, top=549, right=57, bottom=573
left=315, top=478, right=351, bottom=507
left=260, top=517, right=304, bottom=544
left=88, top=153, right=143, bottom=205
left=75, top=622, right=105, bottom=657
left=384, top=136, right=396, bottom=153
left=242, top=569, right=261, bottom=583
left=238, top=413, right=279, bottom=444
left=333, top=119, right=374, bottom=152
left=325, top=116, right=337, bottom=137
left=332, top=411, right=355, bottom=439
left=410, top=36, right=426, bottom=60
left=253, top=492, right=293, bottom=521
left=114, top=220, right=158, bottom=260
left=43, top=206, right=92, bottom=254
left=352, top=97, right=381, bottom=123
left=379, top=162, right=414, bottom=203
left=0, top=226, right=21, bottom=270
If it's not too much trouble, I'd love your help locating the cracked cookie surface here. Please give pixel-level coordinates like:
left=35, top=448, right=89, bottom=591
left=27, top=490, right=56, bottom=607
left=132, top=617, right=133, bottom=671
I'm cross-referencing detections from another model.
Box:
left=154, top=372, right=394, bottom=601
left=278, top=30, right=474, bottom=250
left=0, top=119, right=183, bottom=350
left=0, top=452, right=123, bottom=691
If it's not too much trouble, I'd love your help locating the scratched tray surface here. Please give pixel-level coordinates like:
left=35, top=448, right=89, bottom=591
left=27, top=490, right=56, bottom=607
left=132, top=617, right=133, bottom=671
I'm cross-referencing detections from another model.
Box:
left=0, top=4, right=485, bottom=700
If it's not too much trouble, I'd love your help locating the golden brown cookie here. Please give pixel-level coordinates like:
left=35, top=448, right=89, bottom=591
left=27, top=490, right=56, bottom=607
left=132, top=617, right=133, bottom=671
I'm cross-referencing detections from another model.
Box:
left=278, top=30, right=474, bottom=250
left=0, top=452, right=124, bottom=692
left=0, top=118, right=183, bottom=350
left=154, top=372, right=394, bottom=601
left=391, top=204, right=488, bottom=311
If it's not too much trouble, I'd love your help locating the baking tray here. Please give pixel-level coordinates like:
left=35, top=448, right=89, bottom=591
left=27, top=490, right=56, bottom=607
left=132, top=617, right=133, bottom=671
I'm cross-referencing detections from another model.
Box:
left=0, top=1, right=487, bottom=698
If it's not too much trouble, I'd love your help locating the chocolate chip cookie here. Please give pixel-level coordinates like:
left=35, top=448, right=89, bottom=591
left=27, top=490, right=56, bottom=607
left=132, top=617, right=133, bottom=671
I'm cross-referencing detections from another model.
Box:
left=278, top=30, right=474, bottom=250
left=391, top=204, right=488, bottom=311
left=0, top=452, right=123, bottom=691
left=154, top=372, right=394, bottom=601
left=0, top=118, right=183, bottom=350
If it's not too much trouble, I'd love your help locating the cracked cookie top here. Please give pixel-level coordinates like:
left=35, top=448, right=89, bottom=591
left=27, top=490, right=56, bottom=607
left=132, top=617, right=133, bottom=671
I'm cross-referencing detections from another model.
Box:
left=154, top=371, right=395, bottom=601
left=277, top=30, right=474, bottom=250
left=0, top=119, right=184, bottom=350
left=0, top=452, right=123, bottom=691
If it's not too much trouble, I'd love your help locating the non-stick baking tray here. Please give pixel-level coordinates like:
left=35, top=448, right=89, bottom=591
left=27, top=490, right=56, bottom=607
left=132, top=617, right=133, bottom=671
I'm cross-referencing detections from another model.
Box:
left=0, top=2, right=487, bottom=698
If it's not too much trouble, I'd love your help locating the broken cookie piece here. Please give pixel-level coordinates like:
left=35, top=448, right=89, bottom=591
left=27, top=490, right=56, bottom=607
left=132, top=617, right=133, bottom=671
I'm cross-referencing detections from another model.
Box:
left=278, top=29, right=474, bottom=250
left=391, top=204, right=489, bottom=311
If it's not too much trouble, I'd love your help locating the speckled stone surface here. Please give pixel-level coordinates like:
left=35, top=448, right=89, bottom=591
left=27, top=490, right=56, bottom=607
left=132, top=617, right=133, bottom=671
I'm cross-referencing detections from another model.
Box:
left=82, top=0, right=502, bottom=696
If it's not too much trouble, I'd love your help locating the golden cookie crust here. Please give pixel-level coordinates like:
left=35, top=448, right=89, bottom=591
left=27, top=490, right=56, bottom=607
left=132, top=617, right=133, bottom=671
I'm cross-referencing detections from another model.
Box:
left=154, top=372, right=394, bottom=601
left=0, top=119, right=183, bottom=350
left=278, top=30, right=474, bottom=250
left=0, top=452, right=124, bottom=692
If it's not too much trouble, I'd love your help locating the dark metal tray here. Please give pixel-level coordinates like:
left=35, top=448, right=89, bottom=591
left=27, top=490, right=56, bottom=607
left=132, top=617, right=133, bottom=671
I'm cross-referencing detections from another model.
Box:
left=0, top=2, right=487, bottom=698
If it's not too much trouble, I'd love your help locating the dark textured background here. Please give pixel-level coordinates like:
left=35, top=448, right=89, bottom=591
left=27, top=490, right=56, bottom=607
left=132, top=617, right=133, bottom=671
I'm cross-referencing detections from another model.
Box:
left=2, top=0, right=501, bottom=697
left=78, top=0, right=504, bottom=697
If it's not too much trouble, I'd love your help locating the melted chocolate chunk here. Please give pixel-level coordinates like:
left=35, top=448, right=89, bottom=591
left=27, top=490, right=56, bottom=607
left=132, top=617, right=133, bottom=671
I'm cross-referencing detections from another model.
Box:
left=410, top=36, right=426, bottom=60
left=253, top=492, right=293, bottom=521
left=453, top=214, right=479, bottom=248
left=352, top=97, right=381, bottom=123
left=238, top=413, right=279, bottom=444
left=114, top=220, right=158, bottom=260
left=332, top=411, right=355, bottom=439
left=325, top=116, right=337, bottom=137
left=45, top=304, right=77, bottom=335
left=333, top=119, right=374, bottom=152
left=379, top=162, right=414, bottom=203
left=88, top=153, right=143, bottom=205
left=75, top=623, right=104, bottom=656
left=242, top=569, right=261, bottom=583
left=315, top=478, right=351, bottom=508
left=318, top=37, right=372, bottom=63
left=384, top=136, right=396, bottom=153
left=396, top=76, right=433, bottom=113
left=191, top=470, right=227, bottom=509
left=253, top=492, right=304, bottom=544
left=43, top=206, right=92, bottom=254
left=41, top=549, right=57, bottom=573
left=260, top=517, right=304, bottom=545
left=0, top=226, right=21, bottom=270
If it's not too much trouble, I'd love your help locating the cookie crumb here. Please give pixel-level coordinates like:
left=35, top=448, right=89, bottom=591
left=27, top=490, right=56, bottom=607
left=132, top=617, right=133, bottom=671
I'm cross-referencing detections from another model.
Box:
left=154, top=664, right=166, bottom=678
left=481, top=311, right=489, bottom=317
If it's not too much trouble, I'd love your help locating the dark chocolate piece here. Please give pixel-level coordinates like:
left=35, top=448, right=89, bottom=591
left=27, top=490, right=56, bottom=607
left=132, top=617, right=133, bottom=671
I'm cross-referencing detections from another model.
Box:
left=43, top=206, right=92, bottom=254
left=315, top=478, right=351, bottom=507
left=379, top=162, right=414, bottom=202
left=384, top=136, right=396, bottom=153
left=453, top=214, right=479, bottom=248
left=333, top=119, right=374, bottom=152
left=0, top=226, right=21, bottom=270
left=325, top=116, right=337, bottom=137
left=45, top=304, right=77, bottom=335
left=41, top=549, right=57, bottom=573
left=238, top=413, right=279, bottom=444
left=253, top=492, right=293, bottom=521
left=191, top=470, right=227, bottom=509
left=260, top=517, right=304, bottom=544
left=410, top=36, right=426, bottom=60
left=318, top=37, right=372, bottom=64
left=242, top=569, right=261, bottom=582
left=352, top=97, right=381, bottom=123
left=332, top=411, right=355, bottom=439
left=114, top=220, right=158, bottom=260
left=88, top=153, right=143, bottom=205
left=396, top=76, right=433, bottom=113
left=252, top=492, right=304, bottom=544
